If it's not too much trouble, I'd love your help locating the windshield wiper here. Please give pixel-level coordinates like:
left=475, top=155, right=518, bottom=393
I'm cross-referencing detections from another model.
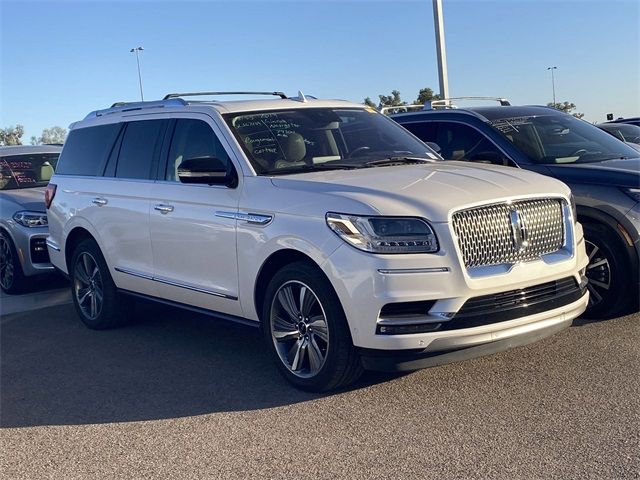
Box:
left=267, top=163, right=360, bottom=176
left=362, top=156, right=432, bottom=167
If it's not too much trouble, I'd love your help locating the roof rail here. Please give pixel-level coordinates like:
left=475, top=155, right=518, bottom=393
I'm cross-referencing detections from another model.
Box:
left=163, top=91, right=288, bottom=100
left=84, top=99, right=187, bottom=120
left=379, top=104, right=426, bottom=115
left=429, top=97, right=511, bottom=109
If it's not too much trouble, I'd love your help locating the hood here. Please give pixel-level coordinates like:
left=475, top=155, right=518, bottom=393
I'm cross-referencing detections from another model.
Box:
left=545, top=158, right=640, bottom=188
left=0, top=187, right=47, bottom=212
left=270, top=162, right=570, bottom=222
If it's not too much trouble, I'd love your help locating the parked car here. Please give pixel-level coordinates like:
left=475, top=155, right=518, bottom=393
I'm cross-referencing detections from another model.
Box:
left=391, top=99, right=639, bottom=318
left=47, top=92, right=588, bottom=391
left=597, top=122, right=640, bottom=145
left=0, top=145, right=61, bottom=293
left=606, top=117, right=640, bottom=128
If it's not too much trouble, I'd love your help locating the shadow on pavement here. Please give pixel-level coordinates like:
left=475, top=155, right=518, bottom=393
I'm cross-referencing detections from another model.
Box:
left=1, top=300, right=396, bottom=428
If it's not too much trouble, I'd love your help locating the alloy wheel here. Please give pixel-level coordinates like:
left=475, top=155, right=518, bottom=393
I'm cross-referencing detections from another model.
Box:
left=74, top=252, right=104, bottom=320
left=0, top=236, right=14, bottom=290
left=584, top=239, right=611, bottom=308
left=270, top=280, right=330, bottom=378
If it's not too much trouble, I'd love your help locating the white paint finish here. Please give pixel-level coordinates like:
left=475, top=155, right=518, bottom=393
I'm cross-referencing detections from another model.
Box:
left=149, top=181, right=242, bottom=316
left=47, top=98, right=589, bottom=355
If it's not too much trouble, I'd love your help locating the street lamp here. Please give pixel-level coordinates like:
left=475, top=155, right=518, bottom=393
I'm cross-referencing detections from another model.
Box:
left=547, top=66, right=558, bottom=105
left=130, top=46, right=145, bottom=101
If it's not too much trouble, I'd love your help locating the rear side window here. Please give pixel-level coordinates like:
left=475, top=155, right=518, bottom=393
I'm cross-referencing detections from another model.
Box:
left=56, top=124, right=121, bottom=176
left=115, top=120, right=167, bottom=180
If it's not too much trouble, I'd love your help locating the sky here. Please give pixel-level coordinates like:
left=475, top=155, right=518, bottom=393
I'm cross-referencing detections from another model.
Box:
left=1, top=0, right=639, bottom=141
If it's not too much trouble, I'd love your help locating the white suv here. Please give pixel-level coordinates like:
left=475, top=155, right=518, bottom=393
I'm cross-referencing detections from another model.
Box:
left=46, top=92, right=589, bottom=391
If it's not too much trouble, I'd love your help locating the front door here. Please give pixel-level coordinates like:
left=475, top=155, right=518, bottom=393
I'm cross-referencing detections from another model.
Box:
left=149, top=116, right=242, bottom=316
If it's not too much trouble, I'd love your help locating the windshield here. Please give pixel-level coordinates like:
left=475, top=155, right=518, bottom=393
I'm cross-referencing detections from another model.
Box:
left=489, top=114, right=639, bottom=164
left=0, top=153, right=59, bottom=190
left=225, top=108, right=437, bottom=175
left=599, top=123, right=640, bottom=144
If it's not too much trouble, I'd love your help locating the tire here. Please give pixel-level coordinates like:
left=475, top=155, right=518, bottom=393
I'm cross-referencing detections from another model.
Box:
left=262, top=261, right=363, bottom=392
left=582, top=222, right=633, bottom=319
left=70, top=238, right=129, bottom=329
left=0, top=231, right=28, bottom=294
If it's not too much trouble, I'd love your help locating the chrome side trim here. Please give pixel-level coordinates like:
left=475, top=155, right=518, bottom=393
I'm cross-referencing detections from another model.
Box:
left=114, top=267, right=238, bottom=300
left=153, top=274, right=238, bottom=300
left=45, top=238, right=61, bottom=252
left=215, top=210, right=273, bottom=225
left=377, top=267, right=450, bottom=274
left=114, top=266, right=154, bottom=280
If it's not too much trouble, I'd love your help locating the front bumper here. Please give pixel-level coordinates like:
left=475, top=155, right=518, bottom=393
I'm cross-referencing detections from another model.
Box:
left=322, top=221, right=589, bottom=352
left=4, top=224, right=54, bottom=277
left=360, top=290, right=587, bottom=371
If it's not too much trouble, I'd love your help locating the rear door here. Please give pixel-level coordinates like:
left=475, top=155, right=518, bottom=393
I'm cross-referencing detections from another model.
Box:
left=101, top=118, right=169, bottom=296
left=149, top=116, right=242, bottom=316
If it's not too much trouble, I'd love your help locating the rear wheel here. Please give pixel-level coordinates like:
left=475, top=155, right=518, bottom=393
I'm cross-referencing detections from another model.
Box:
left=263, top=261, right=363, bottom=391
left=0, top=231, right=27, bottom=294
left=582, top=222, right=632, bottom=319
left=70, top=238, right=129, bottom=329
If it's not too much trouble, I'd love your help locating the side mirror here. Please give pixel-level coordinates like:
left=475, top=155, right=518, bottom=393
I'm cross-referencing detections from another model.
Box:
left=177, top=157, right=237, bottom=187
left=426, top=142, right=441, bottom=154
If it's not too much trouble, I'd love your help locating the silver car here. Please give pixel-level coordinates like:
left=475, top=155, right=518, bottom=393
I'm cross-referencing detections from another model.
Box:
left=0, top=145, right=61, bottom=293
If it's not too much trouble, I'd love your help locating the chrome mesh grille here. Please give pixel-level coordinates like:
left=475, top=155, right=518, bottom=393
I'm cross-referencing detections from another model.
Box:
left=452, top=198, right=565, bottom=268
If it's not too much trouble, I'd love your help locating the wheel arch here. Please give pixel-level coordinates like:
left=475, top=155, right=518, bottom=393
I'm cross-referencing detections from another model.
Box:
left=577, top=205, right=639, bottom=279
left=253, top=249, right=327, bottom=325
left=64, top=227, right=97, bottom=272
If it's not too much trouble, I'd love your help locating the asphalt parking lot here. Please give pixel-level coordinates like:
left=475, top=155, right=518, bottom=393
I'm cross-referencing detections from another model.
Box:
left=1, top=293, right=638, bottom=479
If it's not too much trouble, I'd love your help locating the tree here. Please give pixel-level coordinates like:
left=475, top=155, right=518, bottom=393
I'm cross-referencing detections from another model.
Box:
left=415, top=87, right=440, bottom=105
left=30, top=126, right=67, bottom=145
left=0, top=125, right=25, bottom=146
left=363, top=87, right=440, bottom=110
left=363, top=97, right=377, bottom=108
left=547, top=101, right=584, bottom=120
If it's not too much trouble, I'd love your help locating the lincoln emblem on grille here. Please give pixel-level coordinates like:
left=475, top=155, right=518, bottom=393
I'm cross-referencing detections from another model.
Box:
left=509, top=208, right=529, bottom=252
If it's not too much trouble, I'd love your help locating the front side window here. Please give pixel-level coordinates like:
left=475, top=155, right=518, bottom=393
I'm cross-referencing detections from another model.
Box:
left=165, top=119, right=231, bottom=181
left=433, top=122, right=508, bottom=165
left=225, top=108, right=436, bottom=175
left=0, top=153, right=59, bottom=190
left=490, top=114, right=639, bottom=164
left=116, top=120, right=167, bottom=180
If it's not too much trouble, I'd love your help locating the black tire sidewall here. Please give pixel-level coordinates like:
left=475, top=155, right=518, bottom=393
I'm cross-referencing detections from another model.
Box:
left=583, top=222, right=631, bottom=319
left=262, top=261, right=359, bottom=391
left=0, top=231, right=27, bottom=294
left=70, top=238, right=125, bottom=329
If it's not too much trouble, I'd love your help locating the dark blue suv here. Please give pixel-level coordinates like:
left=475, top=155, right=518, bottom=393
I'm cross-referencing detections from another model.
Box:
left=392, top=104, right=639, bottom=318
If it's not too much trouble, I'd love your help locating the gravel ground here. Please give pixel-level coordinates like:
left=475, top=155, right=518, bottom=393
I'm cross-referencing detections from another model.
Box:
left=1, top=301, right=638, bottom=479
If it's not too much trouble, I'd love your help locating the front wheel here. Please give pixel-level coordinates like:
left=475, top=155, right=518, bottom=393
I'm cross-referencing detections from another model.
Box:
left=0, top=231, right=27, bottom=294
left=582, top=222, right=633, bottom=319
left=262, top=261, right=363, bottom=391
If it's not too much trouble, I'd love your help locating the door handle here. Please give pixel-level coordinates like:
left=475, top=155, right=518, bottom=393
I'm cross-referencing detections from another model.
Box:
left=92, top=197, right=108, bottom=206
left=154, top=204, right=174, bottom=214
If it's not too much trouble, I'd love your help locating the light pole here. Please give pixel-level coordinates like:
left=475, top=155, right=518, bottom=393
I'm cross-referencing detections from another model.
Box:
left=547, top=66, right=557, bottom=105
left=130, top=46, right=144, bottom=101
left=432, top=0, right=450, bottom=101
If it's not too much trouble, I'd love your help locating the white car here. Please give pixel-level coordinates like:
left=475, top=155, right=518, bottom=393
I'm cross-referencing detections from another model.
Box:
left=46, top=92, right=589, bottom=391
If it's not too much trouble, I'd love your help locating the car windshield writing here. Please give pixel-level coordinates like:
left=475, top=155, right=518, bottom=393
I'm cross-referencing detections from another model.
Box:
left=490, top=114, right=638, bottom=164
left=0, top=153, right=59, bottom=190
left=225, top=108, right=435, bottom=175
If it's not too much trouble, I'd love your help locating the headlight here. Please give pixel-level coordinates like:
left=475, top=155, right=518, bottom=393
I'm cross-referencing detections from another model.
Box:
left=569, top=194, right=578, bottom=224
left=326, top=213, right=438, bottom=253
left=12, top=211, right=48, bottom=227
left=622, top=187, right=640, bottom=203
